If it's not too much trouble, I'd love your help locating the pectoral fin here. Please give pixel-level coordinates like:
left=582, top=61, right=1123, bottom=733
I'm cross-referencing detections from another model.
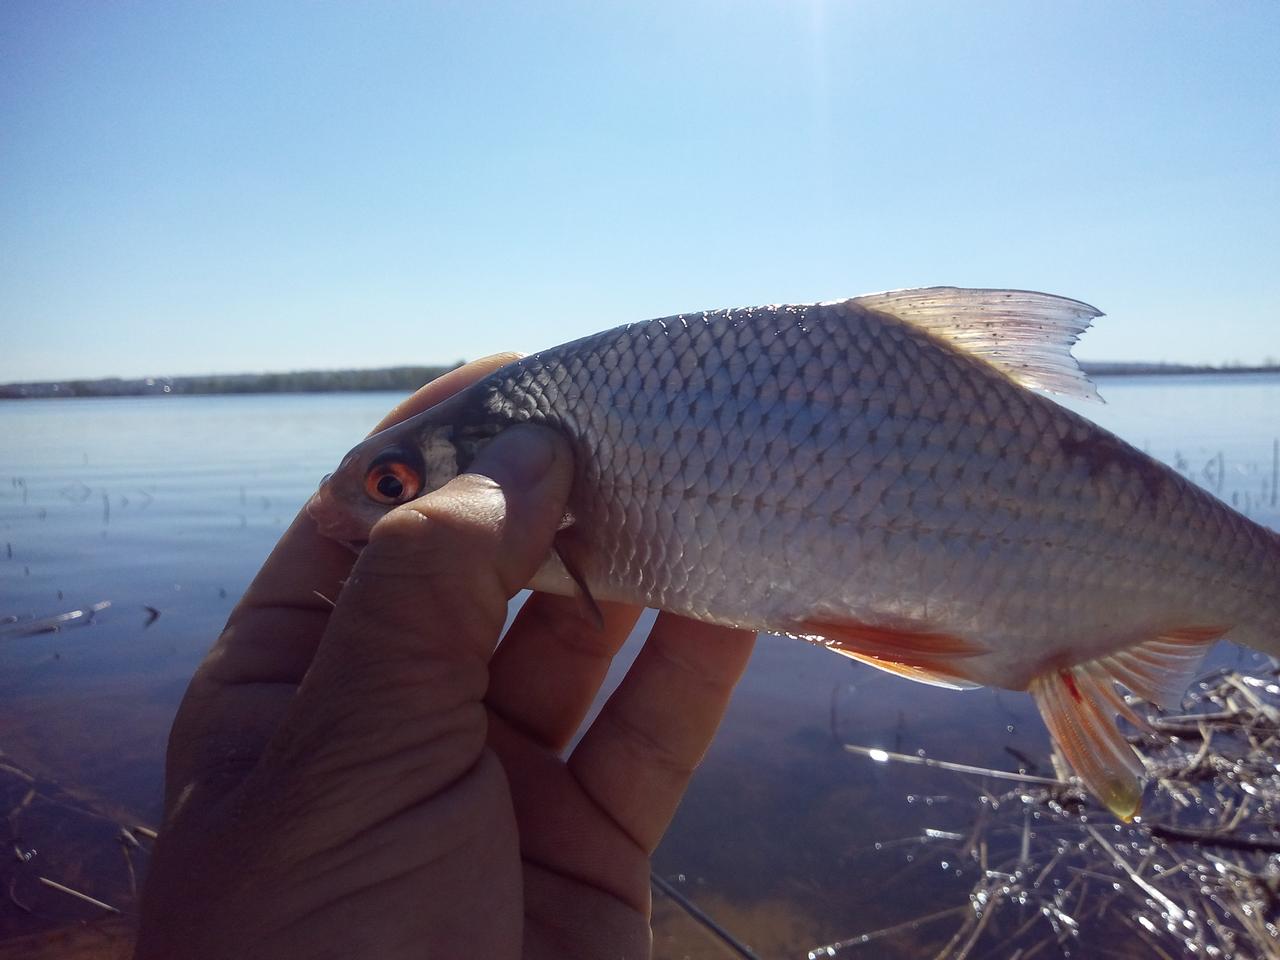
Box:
left=1029, top=628, right=1224, bottom=820
left=793, top=617, right=986, bottom=690
left=525, top=536, right=605, bottom=631
left=553, top=541, right=604, bottom=632
left=827, top=647, right=982, bottom=691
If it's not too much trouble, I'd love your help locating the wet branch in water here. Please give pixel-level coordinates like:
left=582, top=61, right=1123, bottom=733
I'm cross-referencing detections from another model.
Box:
left=811, top=660, right=1280, bottom=958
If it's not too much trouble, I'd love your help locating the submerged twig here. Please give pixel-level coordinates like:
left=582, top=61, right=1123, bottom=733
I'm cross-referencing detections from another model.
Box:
left=816, top=661, right=1280, bottom=958
left=8, top=875, right=32, bottom=915
left=37, top=876, right=121, bottom=914
left=843, top=743, right=1071, bottom=786
left=1149, top=823, right=1280, bottom=854
left=0, top=601, right=112, bottom=639
left=807, top=905, right=969, bottom=957
left=651, top=873, right=761, bottom=960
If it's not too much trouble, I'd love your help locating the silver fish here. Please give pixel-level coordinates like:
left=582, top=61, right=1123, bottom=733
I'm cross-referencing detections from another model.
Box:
left=308, top=287, right=1280, bottom=819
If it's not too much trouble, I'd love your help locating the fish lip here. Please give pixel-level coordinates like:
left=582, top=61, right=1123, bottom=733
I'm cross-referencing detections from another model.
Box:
left=306, top=487, right=374, bottom=544
left=305, top=488, right=332, bottom=527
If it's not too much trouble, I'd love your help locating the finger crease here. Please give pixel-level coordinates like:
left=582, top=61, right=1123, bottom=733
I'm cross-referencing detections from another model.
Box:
left=645, top=644, right=742, bottom=699
left=565, top=760, right=654, bottom=858
left=534, top=614, right=623, bottom=662
left=521, top=851, right=649, bottom=916
left=592, top=708, right=699, bottom=781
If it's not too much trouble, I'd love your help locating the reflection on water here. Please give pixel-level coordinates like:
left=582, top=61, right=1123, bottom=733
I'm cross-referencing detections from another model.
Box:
left=1, top=375, right=1278, bottom=955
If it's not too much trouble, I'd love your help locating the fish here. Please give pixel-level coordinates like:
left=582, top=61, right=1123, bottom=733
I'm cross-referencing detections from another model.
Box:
left=307, top=287, right=1280, bottom=819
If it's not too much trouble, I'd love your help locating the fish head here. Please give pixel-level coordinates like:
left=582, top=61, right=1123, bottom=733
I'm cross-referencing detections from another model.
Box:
left=307, top=406, right=470, bottom=549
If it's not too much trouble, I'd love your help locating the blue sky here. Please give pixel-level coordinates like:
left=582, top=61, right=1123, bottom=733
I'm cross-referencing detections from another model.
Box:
left=2, top=1, right=1277, bottom=381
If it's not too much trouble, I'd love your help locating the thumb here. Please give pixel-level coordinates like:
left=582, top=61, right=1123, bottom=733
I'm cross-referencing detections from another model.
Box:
left=266, top=423, right=573, bottom=796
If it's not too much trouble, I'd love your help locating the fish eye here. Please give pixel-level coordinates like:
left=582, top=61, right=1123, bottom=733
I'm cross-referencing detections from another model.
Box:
left=364, top=453, right=422, bottom=506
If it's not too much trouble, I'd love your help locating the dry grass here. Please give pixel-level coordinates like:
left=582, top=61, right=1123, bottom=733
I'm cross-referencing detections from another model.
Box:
left=804, top=662, right=1280, bottom=959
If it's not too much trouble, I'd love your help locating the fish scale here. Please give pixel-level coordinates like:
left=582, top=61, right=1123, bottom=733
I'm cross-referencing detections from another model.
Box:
left=309, top=287, right=1280, bottom=818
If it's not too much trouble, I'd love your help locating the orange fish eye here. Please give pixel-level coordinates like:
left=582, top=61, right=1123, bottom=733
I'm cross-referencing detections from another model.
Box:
left=364, top=459, right=422, bottom=505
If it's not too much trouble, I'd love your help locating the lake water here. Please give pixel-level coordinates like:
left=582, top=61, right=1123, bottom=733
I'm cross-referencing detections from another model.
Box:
left=1, top=374, right=1278, bottom=957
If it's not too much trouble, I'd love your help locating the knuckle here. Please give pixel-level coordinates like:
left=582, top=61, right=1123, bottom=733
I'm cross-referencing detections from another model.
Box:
left=341, top=520, right=509, bottom=644
left=369, top=478, right=504, bottom=558
left=340, top=477, right=514, bottom=639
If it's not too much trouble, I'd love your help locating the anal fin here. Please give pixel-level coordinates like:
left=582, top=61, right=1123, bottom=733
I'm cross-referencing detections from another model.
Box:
left=1030, top=627, right=1224, bottom=821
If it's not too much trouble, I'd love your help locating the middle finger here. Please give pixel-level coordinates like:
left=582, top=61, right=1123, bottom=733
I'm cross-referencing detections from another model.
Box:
left=567, top=613, right=755, bottom=853
left=486, top=592, right=643, bottom=752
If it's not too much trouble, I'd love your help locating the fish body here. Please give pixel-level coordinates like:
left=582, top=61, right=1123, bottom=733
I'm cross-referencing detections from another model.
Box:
left=309, top=288, right=1280, bottom=817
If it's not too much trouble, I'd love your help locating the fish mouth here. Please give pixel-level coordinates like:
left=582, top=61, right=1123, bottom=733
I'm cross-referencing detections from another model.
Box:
left=306, top=486, right=375, bottom=545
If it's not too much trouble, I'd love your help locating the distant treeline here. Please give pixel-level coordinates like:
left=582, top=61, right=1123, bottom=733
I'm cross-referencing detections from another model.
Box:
left=0, top=365, right=461, bottom=399
left=2, top=360, right=1277, bottom=400
left=1082, top=361, right=1280, bottom=376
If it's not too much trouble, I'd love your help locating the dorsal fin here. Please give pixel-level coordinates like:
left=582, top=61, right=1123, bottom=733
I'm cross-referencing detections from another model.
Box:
left=847, top=287, right=1104, bottom=402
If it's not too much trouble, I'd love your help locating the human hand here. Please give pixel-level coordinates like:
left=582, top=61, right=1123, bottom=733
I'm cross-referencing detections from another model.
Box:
left=133, top=357, right=756, bottom=960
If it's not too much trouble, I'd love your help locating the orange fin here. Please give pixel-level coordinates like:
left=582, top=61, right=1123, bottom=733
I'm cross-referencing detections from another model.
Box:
left=1105, top=627, right=1226, bottom=707
left=828, top=647, right=982, bottom=691
left=1030, top=627, right=1223, bottom=821
left=794, top=617, right=986, bottom=688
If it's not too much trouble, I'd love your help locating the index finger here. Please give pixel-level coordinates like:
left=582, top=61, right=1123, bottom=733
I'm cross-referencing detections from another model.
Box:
left=367, top=353, right=521, bottom=436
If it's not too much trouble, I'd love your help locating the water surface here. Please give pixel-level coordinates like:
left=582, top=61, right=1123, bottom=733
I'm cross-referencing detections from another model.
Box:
left=1, top=375, right=1277, bottom=956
